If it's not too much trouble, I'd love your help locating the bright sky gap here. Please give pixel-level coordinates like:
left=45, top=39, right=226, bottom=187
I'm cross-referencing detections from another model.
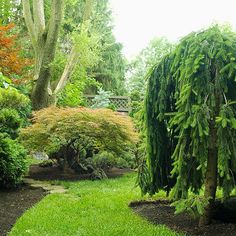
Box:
left=110, top=0, right=236, bottom=59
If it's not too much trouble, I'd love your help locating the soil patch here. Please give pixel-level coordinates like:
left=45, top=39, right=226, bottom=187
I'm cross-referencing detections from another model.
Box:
left=130, top=200, right=236, bottom=236
left=0, top=185, right=46, bottom=236
left=28, top=164, right=132, bottom=181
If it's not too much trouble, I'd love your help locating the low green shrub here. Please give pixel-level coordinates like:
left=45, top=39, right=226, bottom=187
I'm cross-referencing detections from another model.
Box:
left=0, top=108, right=21, bottom=139
left=121, top=152, right=138, bottom=168
left=0, top=87, right=29, bottom=188
left=0, top=87, right=30, bottom=112
left=91, top=151, right=132, bottom=170
left=0, top=134, right=27, bottom=188
left=92, top=151, right=116, bottom=170
left=115, top=158, right=129, bottom=169
left=0, top=87, right=31, bottom=126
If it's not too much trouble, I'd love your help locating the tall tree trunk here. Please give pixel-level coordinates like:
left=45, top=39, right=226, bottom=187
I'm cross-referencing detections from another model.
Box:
left=199, top=121, right=218, bottom=226
left=23, top=0, right=93, bottom=110
left=199, top=65, right=220, bottom=226
left=31, top=66, right=50, bottom=109
left=23, top=0, right=64, bottom=110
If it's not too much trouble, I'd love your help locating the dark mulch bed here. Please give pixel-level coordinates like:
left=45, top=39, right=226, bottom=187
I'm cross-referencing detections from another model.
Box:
left=130, top=200, right=236, bottom=236
left=28, top=164, right=132, bottom=181
left=0, top=185, right=46, bottom=236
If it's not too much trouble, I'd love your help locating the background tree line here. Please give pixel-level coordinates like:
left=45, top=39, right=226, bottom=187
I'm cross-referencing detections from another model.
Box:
left=0, top=0, right=126, bottom=110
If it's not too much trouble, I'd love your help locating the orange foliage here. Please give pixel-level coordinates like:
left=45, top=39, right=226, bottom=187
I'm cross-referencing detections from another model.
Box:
left=0, top=23, right=31, bottom=83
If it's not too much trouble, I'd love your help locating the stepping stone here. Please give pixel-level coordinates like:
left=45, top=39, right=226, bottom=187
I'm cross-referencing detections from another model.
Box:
left=23, top=178, right=67, bottom=194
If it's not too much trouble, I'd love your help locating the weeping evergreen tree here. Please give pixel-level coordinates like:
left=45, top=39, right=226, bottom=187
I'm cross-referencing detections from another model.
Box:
left=140, top=25, right=236, bottom=226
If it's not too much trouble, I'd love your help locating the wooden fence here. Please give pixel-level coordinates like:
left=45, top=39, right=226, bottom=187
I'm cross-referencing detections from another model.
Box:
left=84, top=95, right=130, bottom=113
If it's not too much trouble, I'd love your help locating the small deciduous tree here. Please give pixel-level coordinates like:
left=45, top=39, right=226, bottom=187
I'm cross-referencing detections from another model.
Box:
left=0, top=23, right=31, bottom=82
left=140, top=25, right=236, bottom=226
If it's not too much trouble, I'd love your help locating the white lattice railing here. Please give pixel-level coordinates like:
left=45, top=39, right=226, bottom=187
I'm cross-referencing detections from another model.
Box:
left=84, top=95, right=130, bottom=113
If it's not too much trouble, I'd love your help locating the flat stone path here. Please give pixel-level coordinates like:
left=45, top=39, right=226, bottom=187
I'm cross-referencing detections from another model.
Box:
left=23, top=178, right=67, bottom=194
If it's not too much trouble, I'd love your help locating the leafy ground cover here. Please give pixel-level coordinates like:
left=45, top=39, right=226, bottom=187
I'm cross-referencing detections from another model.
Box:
left=10, top=173, right=180, bottom=236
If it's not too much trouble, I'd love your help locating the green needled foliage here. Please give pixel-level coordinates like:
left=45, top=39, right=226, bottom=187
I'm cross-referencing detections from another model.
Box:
left=142, top=55, right=176, bottom=195
left=141, top=25, right=236, bottom=220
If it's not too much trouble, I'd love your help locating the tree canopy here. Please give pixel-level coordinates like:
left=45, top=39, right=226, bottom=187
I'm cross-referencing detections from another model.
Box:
left=0, top=23, right=31, bottom=83
left=127, top=37, right=173, bottom=96
left=86, top=0, right=126, bottom=95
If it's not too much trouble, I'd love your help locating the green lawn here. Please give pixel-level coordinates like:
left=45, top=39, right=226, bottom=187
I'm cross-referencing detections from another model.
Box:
left=10, top=173, right=181, bottom=236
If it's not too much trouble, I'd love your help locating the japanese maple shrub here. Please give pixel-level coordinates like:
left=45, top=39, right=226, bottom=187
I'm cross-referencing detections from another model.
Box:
left=20, top=107, right=138, bottom=173
left=0, top=23, right=31, bottom=83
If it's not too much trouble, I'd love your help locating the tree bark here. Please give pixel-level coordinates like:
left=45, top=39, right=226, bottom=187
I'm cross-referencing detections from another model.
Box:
left=23, top=0, right=93, bottom=110
left=32, top=0, right=64, bottom=110
left=199, top=121, right=218, bottom=226
left=199, top=65, right=220, bottom=226
left=23, top=0, right=64, bottom=110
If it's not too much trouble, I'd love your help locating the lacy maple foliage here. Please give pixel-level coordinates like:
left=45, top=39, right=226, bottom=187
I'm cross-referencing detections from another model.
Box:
left=0, top=23, right=31, bottom=83
left=20, top=107, right=138, bottom=156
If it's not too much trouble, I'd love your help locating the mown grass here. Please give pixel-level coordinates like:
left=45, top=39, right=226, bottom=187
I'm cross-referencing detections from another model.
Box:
left=10, top=173, right=182, bottom=236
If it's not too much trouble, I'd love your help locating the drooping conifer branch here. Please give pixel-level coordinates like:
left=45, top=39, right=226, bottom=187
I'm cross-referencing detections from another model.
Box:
left=141, top=25, right=236, bottom=226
